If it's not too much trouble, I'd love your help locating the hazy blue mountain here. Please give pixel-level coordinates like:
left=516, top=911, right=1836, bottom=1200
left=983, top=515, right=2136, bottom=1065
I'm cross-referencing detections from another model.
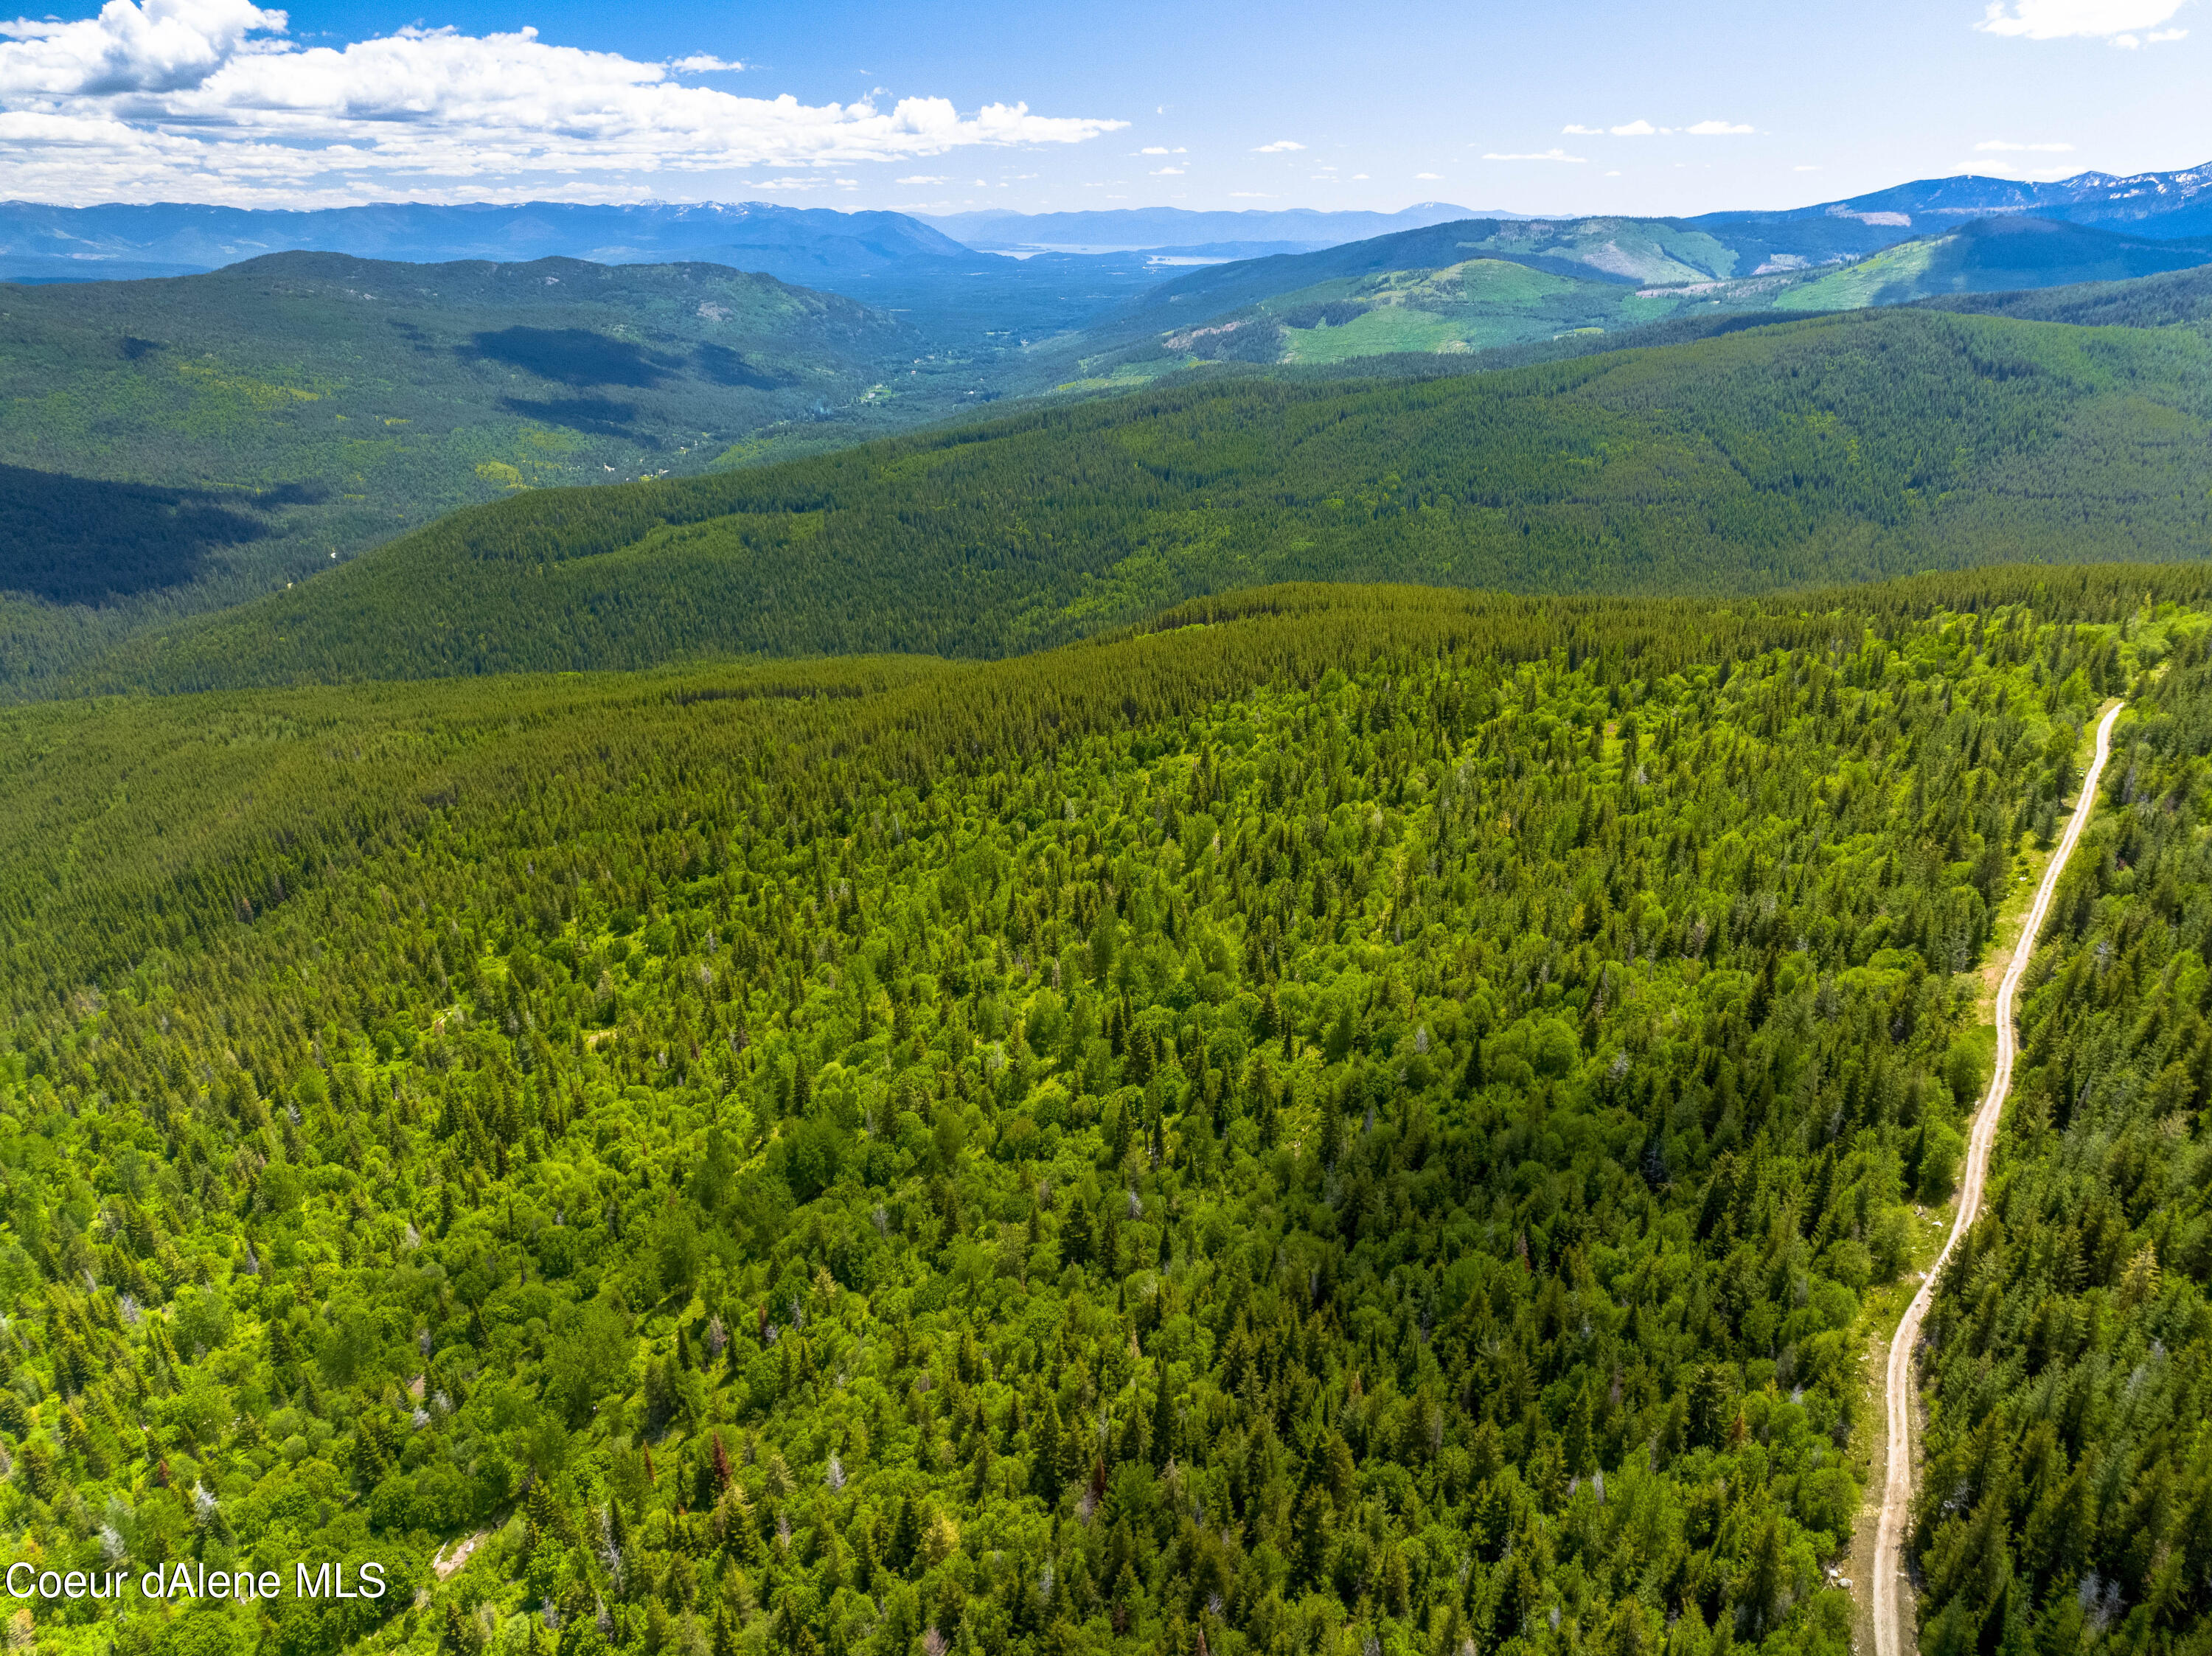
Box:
left=1692, top=159, right=2212, bottom=246
left=925, top=201, right=1506, bottom=251
left=0, top=253, right=209, bottom=284
left=0, top=199, right=976, bottom=280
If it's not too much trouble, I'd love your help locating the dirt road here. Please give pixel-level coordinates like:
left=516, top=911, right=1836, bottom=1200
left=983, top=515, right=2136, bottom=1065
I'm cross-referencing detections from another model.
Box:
left=1868, top=699, right=2121, bottom=1656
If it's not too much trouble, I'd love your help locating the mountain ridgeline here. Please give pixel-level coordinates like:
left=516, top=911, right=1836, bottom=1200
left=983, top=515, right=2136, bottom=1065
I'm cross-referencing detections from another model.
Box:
left=0, top=574, right=2182, bottom=1656
left=1041, top=214, right=2212, bottom=385
left=74, top=305, right=2212, bottom=696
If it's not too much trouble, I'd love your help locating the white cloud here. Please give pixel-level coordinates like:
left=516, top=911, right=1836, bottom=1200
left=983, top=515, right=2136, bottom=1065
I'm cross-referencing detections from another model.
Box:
left=896, top=173, right=948, bottom=184
left=1482, top=147, right=1587, bottom=162
left=1684, top=119, right=1753, bottom=135
left=0, top=0, right=1124, bottom=203
left=1253, top=138, right=1303, bottom=152
left=1975, top=138, right=2074, bottom=150
left=1610, top=119, right=1658, bottom=136
left=669, top=54, right=741, bottom=73
left=2149, top=25, right=2189, bottom=36
left=1562, top=124, right=1602, bottom=135
left=1415, top=171, right=1439, bottom=178
left=1976, top=0, right=2188, bottom=37
left=1150, top=165, right=1183, bottom=174
left=1228, top=190, right=1272, bottom=198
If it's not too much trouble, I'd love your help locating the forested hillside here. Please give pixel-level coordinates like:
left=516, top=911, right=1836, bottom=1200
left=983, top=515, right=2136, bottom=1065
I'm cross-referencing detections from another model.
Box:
left=1910, top=628, right=2212, bottom=1654
left=0, top=572, right=2182, bottom=1656
left=1039, top=215, right=2212, bottom=384
left=77, top=307, right=2212, bottom=697
left=1919, top=262, right=2212, bottom=328
left=0, top=254, right=938, bottom=696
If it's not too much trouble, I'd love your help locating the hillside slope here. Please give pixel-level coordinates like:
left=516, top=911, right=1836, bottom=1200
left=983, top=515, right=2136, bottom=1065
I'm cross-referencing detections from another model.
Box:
left=1915, top=260, right=2212, bottom=327
left=78, top=307, right=2212, bottom=695
left=1763, top=215, right=2212, bottom=310
left=0, top=252, right=945, bottom=695
left=1035, top=215, right=2212, bottom=383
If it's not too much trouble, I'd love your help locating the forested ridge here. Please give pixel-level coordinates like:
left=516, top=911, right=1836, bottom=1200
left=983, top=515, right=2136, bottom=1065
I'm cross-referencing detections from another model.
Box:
left=71, top=307, right=2212, bottom=698
left=0, top=576, right=2184, bottom=1656
left=1910, top=630, right=2212, bottom=1655
left=0, top=252, right=932, bottom=698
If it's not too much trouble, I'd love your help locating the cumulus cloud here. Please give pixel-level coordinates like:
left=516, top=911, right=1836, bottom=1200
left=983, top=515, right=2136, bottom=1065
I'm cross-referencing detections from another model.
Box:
left=1150, top=164, right=1183, bottom=174
left=1976, top=0, right=2188, bottom=37
left=669, top=54, right=740, bottom=73
left=1610, top=119, right=1660, bottom=136
left=1684, top=119, right=1753, bottom=134
left=1562, top=124, right=1602, bottom=135
left=1482, top=147, right=1586, bottom=162
left=895, top=173, right=949, bottom=184
left=0, top=0, right=1123, bottom=203
left=1414, top=171, right=1439, bottom=178
left=1252, top=138, right=1303, bottom=152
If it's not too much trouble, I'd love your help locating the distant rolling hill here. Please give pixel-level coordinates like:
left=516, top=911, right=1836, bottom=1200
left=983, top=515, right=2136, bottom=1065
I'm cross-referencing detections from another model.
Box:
left=1721, top=214, right=2212, bottom=310
left=0, top=197, right=1189, bottom=357
left=1916, top=260, right=2212, bottom=327
left=0, top=251, right=950, bottom=695
left=74, top=305, right=2212, bottom=697
left=1029, top=213, right=2212, bottom=383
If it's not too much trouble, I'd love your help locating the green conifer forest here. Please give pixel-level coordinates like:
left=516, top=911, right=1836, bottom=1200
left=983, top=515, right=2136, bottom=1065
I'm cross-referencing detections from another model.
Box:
left=0, top=573, right=2190, bottom=1656
left=1911, top=634, right=2212, bottom=1656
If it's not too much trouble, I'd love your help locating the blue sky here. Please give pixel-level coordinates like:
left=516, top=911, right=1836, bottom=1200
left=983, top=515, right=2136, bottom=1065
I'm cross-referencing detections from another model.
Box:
left=0, top=0, right=2202, bottom=212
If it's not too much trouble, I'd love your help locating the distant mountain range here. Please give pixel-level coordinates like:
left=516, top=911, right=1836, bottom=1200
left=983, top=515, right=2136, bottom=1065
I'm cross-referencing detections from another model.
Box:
left=0, top=200, right=978, bottom=283
left=1690, top=159, right=2212, bottom=246
left=922, top=202, right=1511, bottom=253
left=1026, top=209, right=2212, bottom=386
left=5, top=163, right=2209, bottom=286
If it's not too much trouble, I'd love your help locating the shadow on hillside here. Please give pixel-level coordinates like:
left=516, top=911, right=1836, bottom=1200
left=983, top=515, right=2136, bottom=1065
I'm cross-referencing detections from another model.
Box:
left=500, top=396, right=654, bottom=442
left=694, top=343, right=796, bottom=389
left=466, top=327, right=675, bottom=387
left=0, top=465, right=276, bottom=604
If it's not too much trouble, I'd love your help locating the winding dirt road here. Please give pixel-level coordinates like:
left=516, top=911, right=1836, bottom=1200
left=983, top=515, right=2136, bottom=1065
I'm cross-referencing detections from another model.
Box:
left=1869, top=699, right=2122, bottom=1656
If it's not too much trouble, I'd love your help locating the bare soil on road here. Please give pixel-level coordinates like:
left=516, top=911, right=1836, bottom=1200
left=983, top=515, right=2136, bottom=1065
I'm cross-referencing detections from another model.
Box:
left=1865, top=700, right=2121, bottom=1656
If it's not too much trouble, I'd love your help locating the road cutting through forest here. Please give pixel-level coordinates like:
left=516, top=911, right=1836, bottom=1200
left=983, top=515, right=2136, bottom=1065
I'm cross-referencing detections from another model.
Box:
left=1868, top=697, right=2124, bottom=1656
